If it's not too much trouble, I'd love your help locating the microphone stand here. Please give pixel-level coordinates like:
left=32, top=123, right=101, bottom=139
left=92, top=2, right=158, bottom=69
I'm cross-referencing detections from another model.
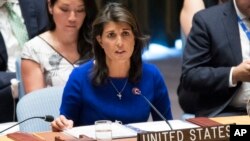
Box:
left=132, top=87, right=173, bottom=130
left=140, top=94, right=173, bottom=130
left=0, top=116, right=53, bottom=133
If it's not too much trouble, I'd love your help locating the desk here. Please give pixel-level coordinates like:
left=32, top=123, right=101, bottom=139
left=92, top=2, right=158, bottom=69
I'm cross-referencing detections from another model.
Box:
left=210, top=115, right=250, bottom=125
left=0, top=130, right=137, bottom=141
left=1, top=115, right=249, bottom=141
left=32, top=132, right=136, bottom=141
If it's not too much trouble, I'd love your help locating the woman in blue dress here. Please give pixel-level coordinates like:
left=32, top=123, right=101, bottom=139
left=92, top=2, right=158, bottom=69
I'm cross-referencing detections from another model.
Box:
left=51, top=2, right=173, bottom=131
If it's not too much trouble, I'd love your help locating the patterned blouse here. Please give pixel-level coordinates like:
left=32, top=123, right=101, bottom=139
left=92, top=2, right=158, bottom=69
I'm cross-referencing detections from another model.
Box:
left=21, top=36, right=82, bottom=87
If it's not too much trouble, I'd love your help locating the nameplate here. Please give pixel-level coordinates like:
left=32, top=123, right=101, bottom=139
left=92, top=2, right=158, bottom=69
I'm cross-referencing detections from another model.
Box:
left=137, top=124, right=231, bottom=141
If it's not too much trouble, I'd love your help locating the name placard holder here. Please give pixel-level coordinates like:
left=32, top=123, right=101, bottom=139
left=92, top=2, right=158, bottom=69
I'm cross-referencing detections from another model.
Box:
left=137, top=124, right=232, bottom=141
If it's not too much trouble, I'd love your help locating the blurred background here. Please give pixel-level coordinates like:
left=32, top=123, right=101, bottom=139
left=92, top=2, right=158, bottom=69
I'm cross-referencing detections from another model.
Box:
left=95, top=0, right=185, bottom=119
left=95, top=0, right=183, bottom=47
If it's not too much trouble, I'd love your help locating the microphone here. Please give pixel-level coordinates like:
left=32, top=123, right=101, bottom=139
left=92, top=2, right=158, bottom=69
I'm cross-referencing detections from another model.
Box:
left=0, top=115, right=54, bottom=133
left=132, top=88, right=173, bottom=130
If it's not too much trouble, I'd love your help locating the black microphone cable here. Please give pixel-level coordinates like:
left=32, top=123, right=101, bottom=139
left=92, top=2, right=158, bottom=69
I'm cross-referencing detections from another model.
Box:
left=0, top=115, right=54, bottom=133
left=132, top=88, right=173, bottom=130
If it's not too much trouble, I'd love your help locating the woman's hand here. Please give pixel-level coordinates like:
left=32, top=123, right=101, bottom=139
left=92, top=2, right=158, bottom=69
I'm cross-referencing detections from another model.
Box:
left=51, top=115, right=73, bottom=131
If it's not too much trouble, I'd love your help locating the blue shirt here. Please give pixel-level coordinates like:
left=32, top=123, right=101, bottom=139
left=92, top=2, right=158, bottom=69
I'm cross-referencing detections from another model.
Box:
left=60, top=60, right=173, bottom=126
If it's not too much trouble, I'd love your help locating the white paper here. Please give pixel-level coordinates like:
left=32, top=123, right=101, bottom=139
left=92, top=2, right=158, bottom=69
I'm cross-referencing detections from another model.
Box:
left=127, top=120, right=199, bottom=132
left=64, top=120, right=199, bottom=139
left=0, top=122, right=19, bottom=136
left=64, top=122, right=137, bottom=139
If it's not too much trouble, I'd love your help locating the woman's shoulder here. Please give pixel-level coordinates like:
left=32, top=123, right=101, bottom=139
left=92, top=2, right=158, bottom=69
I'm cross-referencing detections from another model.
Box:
left=24, top=31, right=49, bottom=45
left=25, top=36, right=43, bottom=45
left=21, top=32, right=58, bottom=63
left=22, top=36, right=46, bottom=56
left=74, top=60, right=94, bottom=72
left=141, top=62, right=165, bottom=85
left=142, top=62, right=161, bottom=75
left=69, top=60, right=94, bottom=79
left=23, top=33, right=49, bottom=50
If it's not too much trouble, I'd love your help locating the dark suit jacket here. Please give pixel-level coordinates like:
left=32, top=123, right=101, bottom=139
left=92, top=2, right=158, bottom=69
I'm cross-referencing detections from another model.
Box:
left=0, top=0, right=48, bottom=123
left=0, top=0, right=49, bottom=71
left=178, top=1, right=243, bottom=117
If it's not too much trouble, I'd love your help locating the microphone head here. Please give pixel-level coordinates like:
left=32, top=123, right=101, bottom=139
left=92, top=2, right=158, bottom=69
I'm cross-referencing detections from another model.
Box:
left=132, top=87, right=141, bottom=95
left=44, top=115, right=54, bottom=122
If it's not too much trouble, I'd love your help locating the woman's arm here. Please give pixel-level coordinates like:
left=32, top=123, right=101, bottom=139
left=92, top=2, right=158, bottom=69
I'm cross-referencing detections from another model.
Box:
left=21, top=59, right=45, bottom=94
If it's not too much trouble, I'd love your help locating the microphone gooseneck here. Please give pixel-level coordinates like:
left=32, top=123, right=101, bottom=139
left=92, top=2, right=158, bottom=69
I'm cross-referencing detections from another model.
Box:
left=132, top=88, right=173, bottom=130
left=0, top=115, right=54, bottom=133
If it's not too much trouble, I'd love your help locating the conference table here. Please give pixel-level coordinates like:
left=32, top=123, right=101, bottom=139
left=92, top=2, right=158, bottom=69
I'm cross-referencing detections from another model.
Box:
left=38, top=132, right=135, bottom=141
left=0, top=115, right=249, bottom=141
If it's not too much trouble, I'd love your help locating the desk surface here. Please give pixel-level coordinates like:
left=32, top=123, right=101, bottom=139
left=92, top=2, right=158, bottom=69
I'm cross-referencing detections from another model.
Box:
left=1, top=115, right=249, bottom=141
left=34, top=132, right=136, bottom=141
left=0, top=129, right=137, bottom=141
left=210, top=115, right=250, bottom=125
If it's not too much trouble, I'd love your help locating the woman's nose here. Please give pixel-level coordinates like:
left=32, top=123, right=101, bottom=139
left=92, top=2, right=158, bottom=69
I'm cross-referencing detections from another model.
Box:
left=68, top=11, right=76, bottom=22
left=116, top=36, right=122, bottom=47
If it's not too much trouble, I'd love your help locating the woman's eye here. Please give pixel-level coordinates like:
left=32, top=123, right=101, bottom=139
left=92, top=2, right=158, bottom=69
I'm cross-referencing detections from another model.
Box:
left=107, top=33, right=115, bottom=38
left=122, top=31, right=130, bottom=36
left=76, top=8, right=85, bottom=13
left=60, top=8, right=68, bottom=12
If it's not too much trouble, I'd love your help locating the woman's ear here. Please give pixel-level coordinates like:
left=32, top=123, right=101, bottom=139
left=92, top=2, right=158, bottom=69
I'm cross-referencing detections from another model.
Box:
left=96, top=36, right=103, bottom=47
left=48, top=0, right=53, bottom=14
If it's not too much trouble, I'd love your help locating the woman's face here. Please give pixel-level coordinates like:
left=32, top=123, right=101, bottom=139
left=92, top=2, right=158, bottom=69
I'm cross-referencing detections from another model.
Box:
left=49, top=0, right=86, bottom=33
left=97, top=21, right=135, bottom=63
left=236, top=0, right=250, bottom=17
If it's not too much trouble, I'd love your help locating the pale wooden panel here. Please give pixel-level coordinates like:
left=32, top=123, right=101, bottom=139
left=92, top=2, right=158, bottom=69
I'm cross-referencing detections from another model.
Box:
left=211, top=115, right=250, bottom=125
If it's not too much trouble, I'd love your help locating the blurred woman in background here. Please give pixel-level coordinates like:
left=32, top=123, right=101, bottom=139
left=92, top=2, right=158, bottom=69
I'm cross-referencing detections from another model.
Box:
left=21, top=0, right=97, bottom=94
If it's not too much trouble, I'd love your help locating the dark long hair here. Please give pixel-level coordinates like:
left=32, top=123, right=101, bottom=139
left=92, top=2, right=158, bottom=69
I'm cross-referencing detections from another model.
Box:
left=91, top=2, right=149, bottom=86
left=46, top=0, right=97, bottom=61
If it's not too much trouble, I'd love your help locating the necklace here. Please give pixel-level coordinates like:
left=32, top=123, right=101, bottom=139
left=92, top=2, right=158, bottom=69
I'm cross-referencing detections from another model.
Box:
left=109, top=79, right=128, bottom=100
